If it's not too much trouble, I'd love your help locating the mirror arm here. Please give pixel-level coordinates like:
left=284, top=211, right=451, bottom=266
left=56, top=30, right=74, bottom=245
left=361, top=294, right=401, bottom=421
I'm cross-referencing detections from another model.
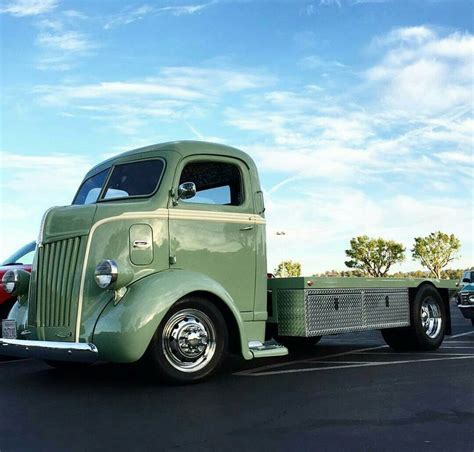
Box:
left=170, top=188, right=179, bottom=206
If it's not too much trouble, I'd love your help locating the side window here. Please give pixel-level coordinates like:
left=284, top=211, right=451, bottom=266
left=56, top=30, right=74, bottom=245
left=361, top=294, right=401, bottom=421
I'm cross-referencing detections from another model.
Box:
left=179, top=161, right=244, bottom=206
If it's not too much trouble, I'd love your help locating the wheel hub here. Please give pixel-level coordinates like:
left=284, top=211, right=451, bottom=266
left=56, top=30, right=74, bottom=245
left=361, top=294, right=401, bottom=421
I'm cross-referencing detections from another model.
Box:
left=174, top=320, right=209, bottom=359
left=162, top=309, right=217, bottom=373
left=421, top=298, right=442, bottom=339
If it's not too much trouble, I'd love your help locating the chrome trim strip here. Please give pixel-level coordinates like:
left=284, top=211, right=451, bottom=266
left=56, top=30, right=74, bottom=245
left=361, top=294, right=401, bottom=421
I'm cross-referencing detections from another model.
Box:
left=458, top=305, right=474, bottom=309
left=0, top=339, right=98, bottom=363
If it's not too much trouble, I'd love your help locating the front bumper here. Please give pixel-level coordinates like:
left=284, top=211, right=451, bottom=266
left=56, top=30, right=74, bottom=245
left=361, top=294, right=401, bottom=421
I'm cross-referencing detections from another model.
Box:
left=458, top=305, right=474, bottom=320
left=0, top=339, right=98, bottom=362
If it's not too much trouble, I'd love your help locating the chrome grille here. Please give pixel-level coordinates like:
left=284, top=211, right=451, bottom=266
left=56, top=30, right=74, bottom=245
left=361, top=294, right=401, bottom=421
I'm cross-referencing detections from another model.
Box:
left=461, top=292, right=473, bottom=305
left=33, top=237, right=82, bottom=327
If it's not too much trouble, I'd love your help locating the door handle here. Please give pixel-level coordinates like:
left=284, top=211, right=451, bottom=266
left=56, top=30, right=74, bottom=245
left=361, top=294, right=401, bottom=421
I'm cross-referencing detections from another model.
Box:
left=240, top=226, right=254, bottom=231
left=133, top=240, right=150, bottom=248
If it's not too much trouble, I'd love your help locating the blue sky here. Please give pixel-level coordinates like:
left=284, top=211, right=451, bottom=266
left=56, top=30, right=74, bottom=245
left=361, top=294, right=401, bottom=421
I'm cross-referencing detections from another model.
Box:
left=0, top=0, right=473, bottom=273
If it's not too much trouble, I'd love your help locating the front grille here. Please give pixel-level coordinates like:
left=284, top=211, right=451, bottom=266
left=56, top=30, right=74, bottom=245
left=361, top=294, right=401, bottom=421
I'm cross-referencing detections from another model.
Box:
left=461, top=292, right=473, bottom=305
left=32, top=237, right=82, bottom=327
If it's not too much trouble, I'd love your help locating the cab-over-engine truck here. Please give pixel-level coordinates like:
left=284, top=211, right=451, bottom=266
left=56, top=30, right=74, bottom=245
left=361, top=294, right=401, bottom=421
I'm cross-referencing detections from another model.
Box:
left=0, top=141, right=457, bottom=383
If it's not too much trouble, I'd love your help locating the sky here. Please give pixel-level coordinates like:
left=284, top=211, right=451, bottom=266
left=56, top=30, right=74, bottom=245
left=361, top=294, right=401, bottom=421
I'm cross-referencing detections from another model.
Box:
left=0, top=0, right=473, bottom=274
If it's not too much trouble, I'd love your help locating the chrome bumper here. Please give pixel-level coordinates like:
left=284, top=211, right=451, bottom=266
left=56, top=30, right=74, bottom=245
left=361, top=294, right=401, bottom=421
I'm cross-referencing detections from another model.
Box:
left=458, top=304, right=474, bottom=319
left=0, top=339, right=98, bottom=362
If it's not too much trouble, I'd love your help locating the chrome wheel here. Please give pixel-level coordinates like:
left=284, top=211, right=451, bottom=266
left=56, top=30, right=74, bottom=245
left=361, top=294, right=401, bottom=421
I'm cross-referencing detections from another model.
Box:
left=421, top=298, right=442, bottom=339
left=162, top=309, right=217, bottom=373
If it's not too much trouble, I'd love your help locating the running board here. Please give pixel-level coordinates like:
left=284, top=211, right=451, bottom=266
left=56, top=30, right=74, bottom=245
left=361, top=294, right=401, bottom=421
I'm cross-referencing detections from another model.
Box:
left=248, top=339, right=288, bottom=358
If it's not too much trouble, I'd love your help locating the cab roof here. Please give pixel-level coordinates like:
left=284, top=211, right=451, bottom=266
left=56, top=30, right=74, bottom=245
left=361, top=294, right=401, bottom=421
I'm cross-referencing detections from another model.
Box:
left=85, top=140, right=256, bottom=179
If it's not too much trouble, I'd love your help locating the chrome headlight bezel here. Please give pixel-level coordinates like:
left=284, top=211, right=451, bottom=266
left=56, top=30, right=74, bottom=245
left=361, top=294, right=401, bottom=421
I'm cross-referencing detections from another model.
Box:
left=2, top=270, right=19, bottom=294
left=94, top=260, right=118, bottom=289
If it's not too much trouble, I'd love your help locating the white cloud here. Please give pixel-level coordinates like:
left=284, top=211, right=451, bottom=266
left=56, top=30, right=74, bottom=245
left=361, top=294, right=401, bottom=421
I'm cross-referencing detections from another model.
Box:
left=37, top=30, right=94, bottom=52
left=367, top=26, right=474, bottom=114
left=33, top=66, right=274, bottom=133
left=34, top=13, right=97, bottom=71
left=104, top=1, right=217, bottom=29
left=0, top=0, right=57, bottom=16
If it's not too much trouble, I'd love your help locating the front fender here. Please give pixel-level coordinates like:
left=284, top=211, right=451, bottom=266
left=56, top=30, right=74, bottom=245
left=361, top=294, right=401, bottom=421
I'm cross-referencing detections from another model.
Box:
left=92, top=269, right=252, bottom=363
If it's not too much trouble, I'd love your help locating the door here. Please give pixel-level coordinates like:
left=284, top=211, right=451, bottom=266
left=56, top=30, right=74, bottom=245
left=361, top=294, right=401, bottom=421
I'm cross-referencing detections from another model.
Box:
left=169, top=156, right=257, bottom=313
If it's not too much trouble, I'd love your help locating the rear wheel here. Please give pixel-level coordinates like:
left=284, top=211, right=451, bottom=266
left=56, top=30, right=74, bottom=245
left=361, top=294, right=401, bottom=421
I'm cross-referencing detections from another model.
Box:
left=382, top=285, right=446, bottom=351
left=146, top=296, right=228, bottom=384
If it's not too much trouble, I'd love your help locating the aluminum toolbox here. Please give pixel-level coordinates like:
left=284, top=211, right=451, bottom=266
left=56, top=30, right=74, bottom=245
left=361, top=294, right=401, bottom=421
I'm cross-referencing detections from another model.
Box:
left=267, top=277, right=410, bottom=337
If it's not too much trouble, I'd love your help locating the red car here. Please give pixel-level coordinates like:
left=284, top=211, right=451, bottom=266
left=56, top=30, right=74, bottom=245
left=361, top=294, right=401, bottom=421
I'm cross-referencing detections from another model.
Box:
left=0, top=241, right=35, bottom=319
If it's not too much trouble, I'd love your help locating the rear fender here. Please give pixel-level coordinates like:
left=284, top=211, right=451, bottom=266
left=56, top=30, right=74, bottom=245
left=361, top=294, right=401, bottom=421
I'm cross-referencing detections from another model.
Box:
left=92, top=270, right=252, bottom=363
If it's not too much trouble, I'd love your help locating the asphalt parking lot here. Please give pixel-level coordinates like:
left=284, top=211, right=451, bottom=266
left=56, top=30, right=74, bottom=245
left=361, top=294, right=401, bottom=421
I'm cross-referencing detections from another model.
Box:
left=1, top=306, right=473, bottom=452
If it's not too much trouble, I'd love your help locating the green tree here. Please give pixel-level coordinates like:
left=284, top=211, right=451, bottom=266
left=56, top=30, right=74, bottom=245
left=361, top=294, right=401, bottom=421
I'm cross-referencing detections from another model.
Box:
left=412, top=232, right=461, bottom=278
left=274, top=260, right=301, bottom=277
left=440, top=268, right=464, bottom=280
left=345, top=236, right=405, bottom=277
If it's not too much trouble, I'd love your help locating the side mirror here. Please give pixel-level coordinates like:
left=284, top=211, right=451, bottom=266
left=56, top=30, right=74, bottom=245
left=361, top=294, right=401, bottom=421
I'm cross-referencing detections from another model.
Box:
left=462, top=278, right=471, bottom=283
left=178, top=182, right=196, bottom=201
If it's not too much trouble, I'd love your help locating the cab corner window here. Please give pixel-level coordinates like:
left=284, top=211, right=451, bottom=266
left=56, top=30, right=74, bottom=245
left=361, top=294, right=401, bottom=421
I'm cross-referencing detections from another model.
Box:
left=179, top=161, right=244, bottom=206
left=73, top=169, right=109, bottom=205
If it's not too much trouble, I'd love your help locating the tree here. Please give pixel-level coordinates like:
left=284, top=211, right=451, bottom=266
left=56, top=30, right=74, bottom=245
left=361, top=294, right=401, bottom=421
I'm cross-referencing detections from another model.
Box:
left=440, top=268, right=464, bottom=281
left=274, top=260, right=301, bottom=277
left=412, top=232, right=461, bottom=278
left=345, top=236, right=405, bottom=277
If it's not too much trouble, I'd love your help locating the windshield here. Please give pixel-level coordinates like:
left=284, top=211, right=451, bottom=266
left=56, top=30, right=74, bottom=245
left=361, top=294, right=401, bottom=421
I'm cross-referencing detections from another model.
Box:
left=2, top=241, right=36, bottom=266
left=73, top=159, right=165, bottom=205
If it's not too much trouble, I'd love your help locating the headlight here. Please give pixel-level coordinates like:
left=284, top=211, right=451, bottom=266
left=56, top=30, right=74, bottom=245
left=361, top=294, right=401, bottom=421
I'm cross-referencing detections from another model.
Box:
left=469, top=295, right=474, bottom=304
left=94, top=260, right=118, bottom=289
left=2, top=270, right=19, bottom=294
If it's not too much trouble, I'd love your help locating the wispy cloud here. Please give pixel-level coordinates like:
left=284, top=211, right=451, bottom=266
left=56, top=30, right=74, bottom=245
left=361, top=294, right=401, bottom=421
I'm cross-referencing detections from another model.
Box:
left=299, top=55, right=348, bottom=70
left=33, top=66, right=274, bottom=134
left=0, top=0, right=57, bottom=16
left=35, top=13, right=97, bottom=70
left=304, top=0, right=390, bottom=14
left=104, top=1, right=218, bottom=29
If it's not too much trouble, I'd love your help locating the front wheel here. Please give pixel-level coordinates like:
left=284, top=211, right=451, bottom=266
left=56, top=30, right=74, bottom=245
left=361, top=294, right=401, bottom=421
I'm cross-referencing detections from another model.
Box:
left=382, top=285, right=446, bottom=351
left=146, top=297, right=228, bottom=384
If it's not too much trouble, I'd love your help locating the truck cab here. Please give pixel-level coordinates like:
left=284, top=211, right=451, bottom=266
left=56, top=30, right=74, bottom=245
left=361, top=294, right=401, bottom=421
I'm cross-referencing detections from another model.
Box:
left=1, top=141, right=457, bottom=384
left=1, top=141, right=280, bottom=383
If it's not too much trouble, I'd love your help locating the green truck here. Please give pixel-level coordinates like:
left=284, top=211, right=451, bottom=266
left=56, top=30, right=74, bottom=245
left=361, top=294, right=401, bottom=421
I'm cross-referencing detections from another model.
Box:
left=0, top=141, right=457, bottom=383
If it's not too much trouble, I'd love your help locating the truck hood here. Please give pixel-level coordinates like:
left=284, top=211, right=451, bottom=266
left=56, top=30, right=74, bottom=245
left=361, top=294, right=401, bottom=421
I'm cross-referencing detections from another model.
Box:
left=460, top=284, right=474, bottom=293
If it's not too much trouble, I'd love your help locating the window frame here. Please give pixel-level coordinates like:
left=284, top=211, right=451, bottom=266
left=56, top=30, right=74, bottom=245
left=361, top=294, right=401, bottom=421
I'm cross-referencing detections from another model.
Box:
left=73, top=158, right=166, bottom=205
left=173, top=155, right=253, bottom=213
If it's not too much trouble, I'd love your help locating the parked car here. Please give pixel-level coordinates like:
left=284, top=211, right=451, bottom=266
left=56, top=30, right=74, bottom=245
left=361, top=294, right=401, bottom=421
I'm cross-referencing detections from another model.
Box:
left=0, top=242, right=35, bottom=319
left=457, top=269, right=474, bottom=292
left=456, top=284, right=474, bottom=326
